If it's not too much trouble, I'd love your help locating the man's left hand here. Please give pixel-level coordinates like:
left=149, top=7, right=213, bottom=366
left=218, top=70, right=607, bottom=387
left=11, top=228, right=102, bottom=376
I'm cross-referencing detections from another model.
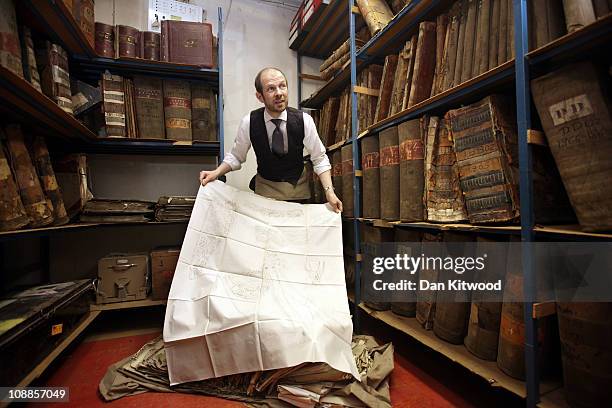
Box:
left=326, top=191, right=343, bottom=213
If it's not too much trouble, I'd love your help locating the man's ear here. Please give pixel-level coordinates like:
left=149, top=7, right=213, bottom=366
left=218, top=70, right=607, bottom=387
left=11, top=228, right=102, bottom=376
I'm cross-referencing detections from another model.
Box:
left=255, top=92, right=264, bottom=104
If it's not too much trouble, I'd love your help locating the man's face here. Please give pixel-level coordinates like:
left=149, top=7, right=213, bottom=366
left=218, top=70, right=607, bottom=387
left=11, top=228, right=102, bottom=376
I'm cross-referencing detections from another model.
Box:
left=256, top=70, right=288, bottom=114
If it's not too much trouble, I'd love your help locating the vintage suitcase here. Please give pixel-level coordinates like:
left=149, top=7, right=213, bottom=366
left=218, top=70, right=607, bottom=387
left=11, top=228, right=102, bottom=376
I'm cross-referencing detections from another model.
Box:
left=0, top=280, right=93, bottom=387
left=96, top=253, right=150, bottom=304
left=150, top=248, right=180, bottom=300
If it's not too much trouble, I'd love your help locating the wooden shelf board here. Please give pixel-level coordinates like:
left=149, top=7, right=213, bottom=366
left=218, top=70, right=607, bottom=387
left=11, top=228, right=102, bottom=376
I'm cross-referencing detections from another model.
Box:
left=14, top=310, right=101, bottom=389
left=90, top=298, right=167, bottom=311
left=534, top=225, right=612, bottom=239
left=0, top=221, right=188, bottom=239
left=350, top=297, right=562, bottom=399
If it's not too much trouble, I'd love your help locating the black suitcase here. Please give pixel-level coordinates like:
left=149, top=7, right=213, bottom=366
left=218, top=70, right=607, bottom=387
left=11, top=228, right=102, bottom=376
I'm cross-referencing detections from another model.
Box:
left=0, top=280, right=94, bottom=386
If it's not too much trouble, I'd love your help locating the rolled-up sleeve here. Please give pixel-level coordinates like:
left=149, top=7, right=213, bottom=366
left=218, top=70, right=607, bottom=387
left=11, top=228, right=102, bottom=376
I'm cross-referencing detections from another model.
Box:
left=222, top=115, right=251, bottom=171
left=302, top=112, right=331, bottom=175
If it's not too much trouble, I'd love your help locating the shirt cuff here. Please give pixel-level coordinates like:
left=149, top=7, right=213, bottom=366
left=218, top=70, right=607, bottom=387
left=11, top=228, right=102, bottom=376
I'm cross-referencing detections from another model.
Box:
left=313, top=163, right=331, bottom=175
left=222, top=154, right=242, bottom=171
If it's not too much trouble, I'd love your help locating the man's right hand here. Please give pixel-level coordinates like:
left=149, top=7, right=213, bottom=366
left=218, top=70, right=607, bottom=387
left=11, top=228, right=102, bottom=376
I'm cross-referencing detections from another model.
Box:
left=199, top=169, right=219, bottom=186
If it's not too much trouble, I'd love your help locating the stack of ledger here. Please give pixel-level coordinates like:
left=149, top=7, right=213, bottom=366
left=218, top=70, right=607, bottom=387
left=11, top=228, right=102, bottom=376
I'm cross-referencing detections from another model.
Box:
left=155, top=196, right=195, bottom=222
left=79, top=199, right=155, bottom=223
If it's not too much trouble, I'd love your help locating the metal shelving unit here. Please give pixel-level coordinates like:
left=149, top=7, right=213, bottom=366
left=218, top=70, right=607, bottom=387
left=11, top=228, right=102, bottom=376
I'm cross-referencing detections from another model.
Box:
left=299, top=0, right=612, bottom=406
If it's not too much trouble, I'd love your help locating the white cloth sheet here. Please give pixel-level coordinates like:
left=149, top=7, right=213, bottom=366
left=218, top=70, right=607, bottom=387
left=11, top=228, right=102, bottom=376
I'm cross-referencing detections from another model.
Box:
left=163, top=181, right=358, bottom=385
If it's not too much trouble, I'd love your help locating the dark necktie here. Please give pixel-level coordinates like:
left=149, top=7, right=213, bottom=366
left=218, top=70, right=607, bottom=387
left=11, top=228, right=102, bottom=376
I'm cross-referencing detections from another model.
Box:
left=270, top=119, right=285, bottom=157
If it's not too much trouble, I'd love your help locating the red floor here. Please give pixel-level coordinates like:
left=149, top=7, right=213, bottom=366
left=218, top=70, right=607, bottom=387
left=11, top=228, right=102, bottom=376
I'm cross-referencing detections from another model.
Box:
left=27, top=331, right=475, bottom=407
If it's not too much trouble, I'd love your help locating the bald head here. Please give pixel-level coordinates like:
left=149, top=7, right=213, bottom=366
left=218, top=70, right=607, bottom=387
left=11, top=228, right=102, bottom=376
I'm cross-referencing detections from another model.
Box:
left=254, top=67, right=287, bottom=94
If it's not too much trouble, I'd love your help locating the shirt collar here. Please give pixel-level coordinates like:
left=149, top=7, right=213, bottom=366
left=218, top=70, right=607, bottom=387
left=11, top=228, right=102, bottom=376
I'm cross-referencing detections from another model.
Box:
left=264, top=108, right=287, bottom=123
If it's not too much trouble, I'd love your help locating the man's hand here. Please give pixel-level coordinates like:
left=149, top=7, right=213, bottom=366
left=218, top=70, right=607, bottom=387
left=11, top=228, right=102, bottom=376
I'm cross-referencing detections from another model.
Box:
left=199, top=169, right=219, bottom=186
left=326, top=190, right=343, bottom=213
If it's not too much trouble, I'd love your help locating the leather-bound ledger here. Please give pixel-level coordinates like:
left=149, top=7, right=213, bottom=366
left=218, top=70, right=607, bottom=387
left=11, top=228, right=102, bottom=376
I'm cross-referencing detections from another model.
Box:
left=134, top=76, right=164, bottom=139
left=379, top=125, right=400, bottom=220
left=532, top=61, right=612, bottom=231
left=431, top=13, right=448, bottom=97
left=0, top=134, right=29, bottom=231
left=401, top=35, right=417, bottom=110
left=398, top=119, right=424, bottom=221
left=488, top=0, right=500, bottom=70
left=507, top=0, right=514, bottom=59
left=141, top=31, right=160, bottom=61
left=561, top=0, right=596, bottom=32
left=474, top=0, right=491, bottom=76
left=446, top=95, right=520, bottom=224
left=20, top=26, right=42, bottom=92
left=461, top=0, right=478, bottom=84
left=4, top=124, right=54, bottom=227
left=424, top=117, right=467, bottom=223
left=407, top=21, right=437, bottom=108
left=95, top=22, right=114, bottom=58
left=100, top=72, right=126, bottom=137
left=191, top=82, right=217, bottom=141
left=442, top=2, right=461, bottom=91
left=161, top=20, right=213, bottom=67
left=0, top=0, right=23, bottom=78
left=321, top=97, right=340, bottom=146
left=331, top=150, right=343, bottom=201
left=374, top=54, right=398, bottom=122
left=452, top=0, right=469, bottom=87
left=36, top=42, right=73, bottom=114
left=115, top=25, right=140, bottom=58
left=341, top=144, right=354, bottom=217
left=592, top=0, right=610, bottom=18
left=497, top=0, right=508, bottom=64
left=164, top=79, right=192, bottom=141
left=389, top=38, right=413, bottom=116
left=73, top=0, right=95, bottom=48
left=366, top=64, right=383, bottom=128
left=355, top=0, right=394, bottom=36
left=361, top=134, right=380, bottom=219
left=32, top=136, right=69, bottom=226
left=123, top=77, right=137, bottom=138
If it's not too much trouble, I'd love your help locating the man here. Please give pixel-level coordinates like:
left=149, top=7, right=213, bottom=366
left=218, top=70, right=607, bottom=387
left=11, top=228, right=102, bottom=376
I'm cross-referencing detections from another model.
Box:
left=199, top=67, right=343, bottom=212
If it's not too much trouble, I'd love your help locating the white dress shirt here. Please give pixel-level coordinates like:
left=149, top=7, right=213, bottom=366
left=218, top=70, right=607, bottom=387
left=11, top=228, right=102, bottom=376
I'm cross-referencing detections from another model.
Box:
left=223, top=109, right=332, bottom=175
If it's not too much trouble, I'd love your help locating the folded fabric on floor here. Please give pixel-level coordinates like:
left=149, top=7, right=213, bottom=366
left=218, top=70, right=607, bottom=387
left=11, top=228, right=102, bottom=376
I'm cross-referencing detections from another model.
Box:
left=163, top=181, right=359, bottom=384
left=98, top=334, right=394, bottom=408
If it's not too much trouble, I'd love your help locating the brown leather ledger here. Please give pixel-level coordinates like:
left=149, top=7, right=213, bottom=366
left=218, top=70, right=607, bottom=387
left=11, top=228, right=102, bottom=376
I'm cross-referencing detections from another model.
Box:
left=95, top=22, right=114, bottom=58
left=36, top=42, right=74, bottom=114
left=442, top=2, right=462, bottom=91
left=561, top=0, right=596, bottom=32
left=355, top=0, right=394, bottom=36
left=141, top=31, right=160, bottom=61
left=161, top=20, right=213, bottom=67
left=4, top=125, right=54, bottom=227
left=115, top=25, right=140, bottom=58
left=361, top=135, right=380, bottom=219
left=374, top=54, right=398, bottom=122
left=133, top=76, right=165, bottom=139
left=331, top=150, right=343, bottom=202
left=407, top=21, right=437, bottom=107
left=0, top=0, right=23, bottom=78
left=446, top=95, right=520, bottom=224
left=100, top=72, right=126, bottom=137
left=379, top=125, right=400, bottom=220
left=424, top=116, right=467, bottom=223
left=460, top=0, right=478, bottom=84
left=474, top=0, right=491, bottom=76
left=531, top=61, right=612, bottom=231
left=0, top=134, right=29, bottom=231
left=398, top=118, right=424, bottom=221
left=73, top=0, right=95, bottom=48
left=20, top=26, right=42, bottom=92
left=163, top=79, right=192, bottom=141
left=341, top=144, right=354, bottom=217
left=191, top=82, right=217, bottom=141
left=31, top=136, right=69, bottom=226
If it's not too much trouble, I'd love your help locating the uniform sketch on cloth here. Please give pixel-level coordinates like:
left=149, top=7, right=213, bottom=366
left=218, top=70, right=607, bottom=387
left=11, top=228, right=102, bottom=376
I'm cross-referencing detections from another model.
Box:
left=163, top=181, right=358, bottom=385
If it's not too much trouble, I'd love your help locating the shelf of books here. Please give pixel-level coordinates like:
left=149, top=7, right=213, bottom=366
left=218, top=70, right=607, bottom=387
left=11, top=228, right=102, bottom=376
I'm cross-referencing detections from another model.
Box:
left=301, top=1, right=612, bottom=407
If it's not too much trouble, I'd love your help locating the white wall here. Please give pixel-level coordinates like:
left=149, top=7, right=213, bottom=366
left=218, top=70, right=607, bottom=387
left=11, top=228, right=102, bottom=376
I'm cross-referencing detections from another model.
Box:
left=94, top=0, right=324, bottom=192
